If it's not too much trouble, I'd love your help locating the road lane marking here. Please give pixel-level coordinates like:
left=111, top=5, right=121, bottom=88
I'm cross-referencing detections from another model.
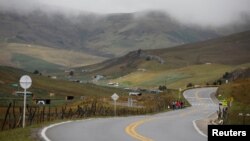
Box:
left=192, top=120, right=208, bottom=137
left=125, top=107, right=199, bottom=141
left=125, top=118, right=154, bottom=141
left=41, top=121, right=72, bottom=141
left=124, top=88, right=217, bottom=140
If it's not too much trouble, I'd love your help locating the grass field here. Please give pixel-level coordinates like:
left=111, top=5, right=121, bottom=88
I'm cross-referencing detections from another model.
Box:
left=107, top=63, right=250, bottom=89
left=217, top=78, right=250, bottom=124
left=0, top=120, right=69, bottom=141
left=0, top=66, right=127, bottom=106
left=11, top=53, right=63, bottom=73
left=0, top=90, right=184, bottom=141
left=0, top=124, right=34, bottom=141
left=0, top=43, right=106, bottom=71
left=80, top=30, right=250, bottom=82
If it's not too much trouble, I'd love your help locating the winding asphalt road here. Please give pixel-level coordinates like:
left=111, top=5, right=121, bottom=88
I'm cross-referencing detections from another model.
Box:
left=43, top=87, right=218, bottom=141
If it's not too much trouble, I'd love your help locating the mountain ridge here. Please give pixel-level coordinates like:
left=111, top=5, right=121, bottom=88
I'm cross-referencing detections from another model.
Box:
left=78, top=30, right=250, bottom=79
left=0, top=10, right=230, bottom=57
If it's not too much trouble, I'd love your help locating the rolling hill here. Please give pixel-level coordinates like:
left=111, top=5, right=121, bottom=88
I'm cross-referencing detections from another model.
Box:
left=217, top=69, right=250, bottom=124
left=76, top=30, right=250, bottom=88
left=1, top=10, right=250, bottom=74
left=0, top=10, right=225, bottom=58
left=0, top=43, right=106, bottom=73
left=0, top=66, right=126, bottom=106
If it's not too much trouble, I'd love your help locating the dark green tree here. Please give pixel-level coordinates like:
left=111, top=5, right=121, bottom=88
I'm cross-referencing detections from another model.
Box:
left=33, top=70, right=39, bottom=74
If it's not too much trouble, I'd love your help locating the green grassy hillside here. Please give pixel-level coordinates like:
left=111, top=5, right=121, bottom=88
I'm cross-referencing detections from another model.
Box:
left=77, top=31, right=250, bottom=89
left=0, top=43, right=106, bottom=73
left=217, top=78, right=250, bottom=124
left=0, top=66, right=126, bottom=106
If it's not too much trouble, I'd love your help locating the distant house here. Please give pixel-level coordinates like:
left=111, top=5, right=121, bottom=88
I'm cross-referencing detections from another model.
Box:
left=64, top=69, right=75, bottom=73
left=108, top=82, right=115, bottom=85
left=129, top=92, right=142, bottom=96
left=49, top=93, right=55, bottom=97
left=137, top=68, right=146, bottom=72
left=150, top=90, right=163, bottom=94
left=34, top=99, right=51, bottom=105
left=69, top=79, right=81, bottom=83
left=51, top=76, right=57, bottom=79
left=94, top=75, right=104, bottom=80
left=124, top=87, right=131, bottom=91
left=66, top=96, right=74, bottom=100
left=108, top=82, right=119, bottom=86
left=82, top=69, right=89, bottom=72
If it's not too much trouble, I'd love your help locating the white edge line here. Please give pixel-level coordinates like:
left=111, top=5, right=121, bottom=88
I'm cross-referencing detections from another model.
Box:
left=192, top=97, right=217, bottom=138
left=41, top=121, right=72, bottom=141
left=192, top=111, right=217, bottom=138
left=192, top=120, right=208, bottom=137
left=186, top=88, right=218, bottom=138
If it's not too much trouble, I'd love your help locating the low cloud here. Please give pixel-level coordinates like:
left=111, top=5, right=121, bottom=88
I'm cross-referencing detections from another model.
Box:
left=0, top=0, right=250, bottom=27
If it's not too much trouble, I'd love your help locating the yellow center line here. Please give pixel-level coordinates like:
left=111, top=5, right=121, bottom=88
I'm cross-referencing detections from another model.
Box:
left=125, top=109, right=197, bottom=141
left=125, top=118, right=154, bottom=141
left=125, top=90, right=202, bottom=140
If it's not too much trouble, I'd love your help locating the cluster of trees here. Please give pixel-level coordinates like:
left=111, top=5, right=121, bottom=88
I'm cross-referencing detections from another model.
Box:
left=185, top=72, right=232, bottom=88
left=158, top=85, right=167, bottom=91
left=186, top=83, right=193, bottom=88
left=33, top=70, right=42, bottom=75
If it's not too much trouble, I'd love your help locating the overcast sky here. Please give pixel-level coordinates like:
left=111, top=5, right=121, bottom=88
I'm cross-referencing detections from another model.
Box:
left=0, top=0, right=250, bottom=27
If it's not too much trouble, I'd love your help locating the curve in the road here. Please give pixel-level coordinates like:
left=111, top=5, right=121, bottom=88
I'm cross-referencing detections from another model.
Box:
left=125, top=118, right=153, bottom=141
left=124, top=88, right=217, bottom=141
left=42, top=87, right=218, bottom=141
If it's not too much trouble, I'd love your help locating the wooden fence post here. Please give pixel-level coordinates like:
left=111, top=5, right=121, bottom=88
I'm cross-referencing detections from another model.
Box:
left=12, top=100, right=16, bottom=129
left=1, top=103, right=12, bottom=130
left=48, top=105, right=51, bottom=121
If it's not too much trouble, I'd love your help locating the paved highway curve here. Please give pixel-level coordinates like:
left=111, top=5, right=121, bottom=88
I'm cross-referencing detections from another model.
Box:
left=43, top=87, right=218, bottom=141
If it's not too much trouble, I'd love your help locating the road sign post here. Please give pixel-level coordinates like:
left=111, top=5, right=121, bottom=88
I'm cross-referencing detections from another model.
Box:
left=128, top=97, right=133, bottom=107
left=179, top=88, right=182, bottom=99
left=19, top=75, right=32, bottom=128
left=111, top=93, right=119, bottom=117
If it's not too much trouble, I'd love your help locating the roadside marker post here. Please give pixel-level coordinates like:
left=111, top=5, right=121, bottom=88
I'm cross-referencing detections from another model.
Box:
left=19, top=75, right=32, bottom=128
left=111, top=93, right=119, bottom=117
left=179, top=88, right=182, bottom=99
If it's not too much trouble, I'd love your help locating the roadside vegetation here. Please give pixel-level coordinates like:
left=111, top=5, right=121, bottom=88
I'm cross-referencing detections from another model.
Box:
left=0, top=124, right=33, bottom=141
left=0, top=65, right=190, bottom=141
left=109, top=63, right=235, bottom=89
left=217, top=78, right=250, bottom=125
left=0, top=66, right=126, bottom=104
left=0, top=88, right=185, bottom=141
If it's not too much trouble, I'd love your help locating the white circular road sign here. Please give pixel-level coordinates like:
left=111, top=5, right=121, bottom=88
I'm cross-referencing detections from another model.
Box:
left=19, top=75, right=32, bottom=89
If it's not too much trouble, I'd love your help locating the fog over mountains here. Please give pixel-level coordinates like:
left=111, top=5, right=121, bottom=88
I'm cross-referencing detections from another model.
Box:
left=1, top=0, right=250, bottom=27
left=0, top=0, right=250, bottom=57
left=1, top=10, right=250, bottom=57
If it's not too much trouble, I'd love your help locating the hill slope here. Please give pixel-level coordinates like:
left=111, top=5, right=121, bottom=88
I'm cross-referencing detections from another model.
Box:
left=77, top=30, right=250, bottom=88
left=0, top=11, right=220, bottom=57
left=0, top=66, right=126, bottom=106
left=81, top=30, right=250, bottom=76
left=217, top=77, right=250, bottom=124
left=0, top=43, right=106, bottom=73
